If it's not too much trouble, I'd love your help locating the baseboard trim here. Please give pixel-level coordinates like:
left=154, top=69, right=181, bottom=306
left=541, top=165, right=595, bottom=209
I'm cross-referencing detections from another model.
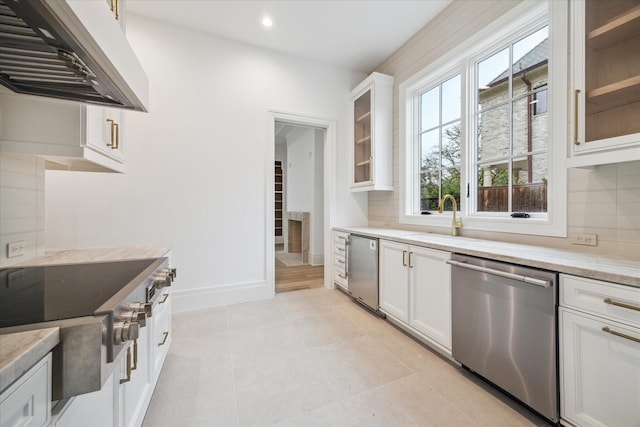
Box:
left=309, top=253, right=324, bottom=266
left=172, top=280, right=273, bottom=312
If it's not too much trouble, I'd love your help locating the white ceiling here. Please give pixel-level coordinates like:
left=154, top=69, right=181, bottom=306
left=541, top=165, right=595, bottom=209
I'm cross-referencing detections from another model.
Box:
left=126, top=0, right=452, bottom=73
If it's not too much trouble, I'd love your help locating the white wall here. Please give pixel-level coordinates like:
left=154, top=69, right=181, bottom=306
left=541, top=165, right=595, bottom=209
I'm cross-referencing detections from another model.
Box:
left=45, top=14, right=367, bottom=311
left=0, top=154, right=46, bottom=267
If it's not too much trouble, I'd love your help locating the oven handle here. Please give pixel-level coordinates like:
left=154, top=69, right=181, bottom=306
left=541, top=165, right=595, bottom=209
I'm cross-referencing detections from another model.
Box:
left=446, top=259, right=551, bottom=288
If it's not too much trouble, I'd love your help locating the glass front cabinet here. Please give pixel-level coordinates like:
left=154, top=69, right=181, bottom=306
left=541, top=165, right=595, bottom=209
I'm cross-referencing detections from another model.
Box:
left=350, top=72, right=394, bottom=191
left=570, top=0, right=640, bottom=167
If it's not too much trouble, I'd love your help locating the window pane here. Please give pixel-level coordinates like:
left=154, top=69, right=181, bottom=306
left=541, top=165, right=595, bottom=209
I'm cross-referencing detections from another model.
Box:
left=477, top=164, right=510, bottom=212
left=478, top=47, right=509, bottom=107
left=512, top=154, right=548, bottom=212
left=533, top=88, right=547, bottom=115
left=442, top=75, right=461, bottom=123
left=420, top=87, right=439, bottom=131
left=477, top=105, right=509, bottom=162
left=442, top=121, right=461, bottom=168
left=512, top=26, right=548, bottom=96
left=420, top=129, right=439, bottom=172
left=512, top=95, right=549, bottom=156
left=420, top=170, right=440, bottom=211
left=442, top=167, right=461, bottom=211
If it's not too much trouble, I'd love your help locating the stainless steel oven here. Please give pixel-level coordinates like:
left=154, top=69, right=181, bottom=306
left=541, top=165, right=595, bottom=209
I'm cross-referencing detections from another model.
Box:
left=448, top=254, right=559, bottom=423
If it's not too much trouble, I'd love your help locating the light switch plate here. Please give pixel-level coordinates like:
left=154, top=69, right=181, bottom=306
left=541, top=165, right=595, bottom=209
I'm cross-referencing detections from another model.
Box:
left=571, top=233, right=597, bottom=246
left=7, top=241, right=26, bottom=258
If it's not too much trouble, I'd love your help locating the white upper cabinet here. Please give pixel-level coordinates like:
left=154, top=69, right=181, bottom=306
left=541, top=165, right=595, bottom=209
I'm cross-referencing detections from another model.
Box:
left=569, top=0, right=640, bottom=167
left=350, top=72, right=394, bottom=191
left=0, top=92, right=126, bottom=173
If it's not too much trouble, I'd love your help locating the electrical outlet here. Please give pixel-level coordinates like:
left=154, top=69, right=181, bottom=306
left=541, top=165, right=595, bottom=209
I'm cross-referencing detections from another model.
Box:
left=571, top=233, right=597, bottom=246
left=7, top=241, right=26, bottom=258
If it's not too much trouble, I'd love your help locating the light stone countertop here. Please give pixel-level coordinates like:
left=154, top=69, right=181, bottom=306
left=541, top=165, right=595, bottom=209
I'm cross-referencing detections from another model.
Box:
left=11, top=243, right=171, bottom=266
left=338, top=226, right=640, bottom=287
left=0, top=328, right=59, bottom=394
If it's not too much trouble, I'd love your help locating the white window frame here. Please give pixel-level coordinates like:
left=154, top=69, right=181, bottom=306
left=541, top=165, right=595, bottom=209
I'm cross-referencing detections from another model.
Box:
left=399, top=0, right=567, bottom=237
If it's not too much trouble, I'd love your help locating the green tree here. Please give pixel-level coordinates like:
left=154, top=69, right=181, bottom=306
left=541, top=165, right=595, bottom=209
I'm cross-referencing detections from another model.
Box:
left=420, top=125, right=460, bottom=211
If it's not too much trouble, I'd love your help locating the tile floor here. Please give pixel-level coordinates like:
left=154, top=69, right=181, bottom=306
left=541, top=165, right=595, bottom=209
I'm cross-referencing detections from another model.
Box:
left=142, top=287, right=551, bottom=427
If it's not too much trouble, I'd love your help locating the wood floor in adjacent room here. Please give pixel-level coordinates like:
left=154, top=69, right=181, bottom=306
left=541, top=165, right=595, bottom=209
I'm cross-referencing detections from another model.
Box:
left=275, top=244, right=324, bottom=293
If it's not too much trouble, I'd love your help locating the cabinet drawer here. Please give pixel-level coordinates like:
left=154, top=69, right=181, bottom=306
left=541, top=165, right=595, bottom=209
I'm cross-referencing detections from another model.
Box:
left=0, top=354, right=51, bottom=427
left=560, top=275, right=640, bottom=328
left=334, top=231, right=349, bottom=245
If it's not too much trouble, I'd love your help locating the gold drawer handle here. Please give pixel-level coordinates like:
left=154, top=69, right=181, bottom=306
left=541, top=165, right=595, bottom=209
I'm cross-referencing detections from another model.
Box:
left=337, top=259, right=345, bottom=264
left=604, top=298, right=640, bottom=312
left=159, top=293, right=169, bottom=304
left=158, top=331, right=169, bottom=346
left=337, top=236, right=346, bottom=240
left=337, top=273, right=347, bottom=279
left=119, top=347, right=131, bottom=384
left=337, top=247, right=345, bottom=252
left=602, top=326, right=640, bottom=344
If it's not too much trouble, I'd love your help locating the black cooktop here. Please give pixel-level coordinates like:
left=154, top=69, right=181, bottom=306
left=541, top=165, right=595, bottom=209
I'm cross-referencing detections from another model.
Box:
left=0, top=259, right=157, bottom=328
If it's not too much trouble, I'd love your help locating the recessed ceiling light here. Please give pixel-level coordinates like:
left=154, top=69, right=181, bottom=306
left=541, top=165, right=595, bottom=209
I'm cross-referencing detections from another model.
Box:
left=262, top=16, right=273, bottom=28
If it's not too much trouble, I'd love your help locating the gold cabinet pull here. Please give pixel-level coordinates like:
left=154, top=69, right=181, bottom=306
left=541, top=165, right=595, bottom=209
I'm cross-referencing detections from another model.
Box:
left=110, top=0, right=115, bottom=12
left=603, top=298, right=640, bottom=312
left=602, top=326, right=640, bottom=344
left=159, top=293, right=169, bottom=304
left=574, top=89, right=580, bottom=145
left=402, top=250, right=407, bottom=267
left=115, top=0, right=120, bottom=20
left=337, top=273, right=347, bottom=279
left=107, top=118, right=115, bottom=147
left=113, top=122, right=119, bottom=149
left=106, top=119, right=120, bottom=149
left=131, top=340, right=138, bottom=371
left=119, top=347, right=132, bottom=384
left=408, top=252, right=414, bottom=268
left=158, top=331, right=169, bottom=346
left=337, top=247, right=345, bottom=252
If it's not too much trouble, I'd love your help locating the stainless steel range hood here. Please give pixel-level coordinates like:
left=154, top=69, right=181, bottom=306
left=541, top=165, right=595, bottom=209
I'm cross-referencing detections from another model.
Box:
left=0, top=0, right=148, bottom=111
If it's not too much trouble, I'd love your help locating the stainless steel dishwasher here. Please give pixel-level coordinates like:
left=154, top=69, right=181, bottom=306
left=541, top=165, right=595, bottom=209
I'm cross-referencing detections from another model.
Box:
left=447, top=254, right=559, bottom=424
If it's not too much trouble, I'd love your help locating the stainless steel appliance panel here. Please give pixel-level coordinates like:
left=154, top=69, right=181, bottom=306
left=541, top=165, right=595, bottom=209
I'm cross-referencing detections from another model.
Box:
left=450, top=254, right=558, bottom=422
left=347, top=234, right=379, bottom=310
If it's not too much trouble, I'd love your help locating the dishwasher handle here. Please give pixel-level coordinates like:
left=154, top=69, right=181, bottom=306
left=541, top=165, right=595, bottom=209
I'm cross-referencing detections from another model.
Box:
left=446, top=259, right=551, bottom=288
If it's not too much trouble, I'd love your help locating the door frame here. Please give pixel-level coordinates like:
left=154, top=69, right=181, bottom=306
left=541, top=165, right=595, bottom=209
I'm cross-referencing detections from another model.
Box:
left=266, top=111, right=337, bottom=295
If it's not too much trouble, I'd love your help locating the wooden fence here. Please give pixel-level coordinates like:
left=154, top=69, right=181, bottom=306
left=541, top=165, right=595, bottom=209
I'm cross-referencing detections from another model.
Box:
left=420, top=183, right=547, bottom=212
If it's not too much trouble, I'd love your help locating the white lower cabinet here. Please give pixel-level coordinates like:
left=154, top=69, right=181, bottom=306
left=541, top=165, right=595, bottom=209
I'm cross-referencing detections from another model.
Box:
left=51, top=373, right=115, bottom=427
left=379, top=240, right=410, bottom=322
left=560, top=274, right=640, bottom=427
left=151, top=290, right=172, bottom=376
left=379, top=240, right=452, bottom=354
left=0, top=353, right=51, bottom=427
left=119, top=327, right=152, bottom=427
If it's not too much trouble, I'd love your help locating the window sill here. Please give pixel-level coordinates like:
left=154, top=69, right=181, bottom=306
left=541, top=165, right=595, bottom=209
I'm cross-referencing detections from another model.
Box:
left=400, top=212, right=566, bottom=238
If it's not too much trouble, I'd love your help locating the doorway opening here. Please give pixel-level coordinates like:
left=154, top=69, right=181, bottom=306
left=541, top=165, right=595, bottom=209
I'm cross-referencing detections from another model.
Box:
left=274, top=121, right=325, bottom=293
